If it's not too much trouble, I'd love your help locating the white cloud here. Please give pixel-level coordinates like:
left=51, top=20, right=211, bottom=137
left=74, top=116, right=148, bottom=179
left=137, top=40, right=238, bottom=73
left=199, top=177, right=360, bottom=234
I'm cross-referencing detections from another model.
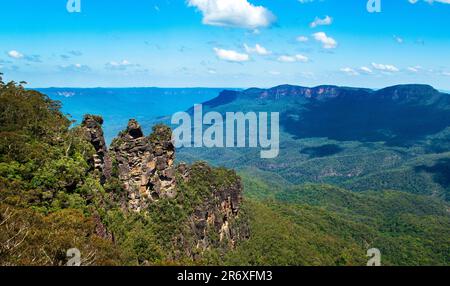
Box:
left=214, top=47, right=250, bottom=62
left=187, top=0, right=275, bottom=29
left=407, top=65, right=422, bottom=72
left=58, top=63, right=91, bottom=72
left=410, top=0, right=450, bottom=4
left=360, top=66, right=373, bottom=74
left=371, top=62, right=400, bottom=72
left=313, top=32, right=338, bottom=49
left=310, top=16, right=333, bottom=28
left=296, top=36, right=309, bottom=42
left=277, top=54, right=309, bottom=63
left=244, top=44, right=271, bottom=55
left=105, top=60, right=137, bottom=70
left=7, top=50, right=24, bottom=59
left=6, top=50, right=41, bottom=62
left=340, top=67, right=359, bottom=76
left=393, top=35, right=404, bottom=44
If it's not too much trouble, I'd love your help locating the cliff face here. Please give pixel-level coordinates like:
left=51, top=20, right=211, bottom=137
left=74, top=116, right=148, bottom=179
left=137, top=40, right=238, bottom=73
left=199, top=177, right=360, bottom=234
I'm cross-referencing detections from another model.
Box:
left=81, top=115, right=112, bottom=183
left=109, top=120, right=176, bottom=212
left=81, top=117, right=248, bottom=254
left=177, top=162, right=249, bottom=255
left=216, top=84, right=448, bottom=104
left=236, top=85, right=373, bottom=101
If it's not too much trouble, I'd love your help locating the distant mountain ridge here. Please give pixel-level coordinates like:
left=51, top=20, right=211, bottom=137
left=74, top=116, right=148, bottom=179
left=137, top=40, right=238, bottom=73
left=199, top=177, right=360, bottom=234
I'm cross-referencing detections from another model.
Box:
left=198, top=83, right=450, bottom=146
left=178, top=83, right=450, bottom=201
left=210, top=84, right=447, bottom=104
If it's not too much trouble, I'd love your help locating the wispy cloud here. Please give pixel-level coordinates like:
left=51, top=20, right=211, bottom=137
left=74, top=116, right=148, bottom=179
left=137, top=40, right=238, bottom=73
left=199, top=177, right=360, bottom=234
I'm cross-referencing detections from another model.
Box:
left=6, top=50, right=41, bottom=62
left=277, top=54, right=309, bottom=63
left=24, top=55, right=42, bottom=63
left=68, top=50, right=83, bottom=57
left=407, top=65, right=422, bottom=72
left=105, top=60, right=138, bottom=70
left=360, top=66, right=373, bottom=74
left=372, top=62, right=400, bottom=72
left=393, top=35, right=404, bottom=44
left=409, top=0, right=450, bottom=5
left=244, top=44, right=271, bottom=55
left=340, top=67, right=359, bottom=76
left=58, top=63, right=91, bottom=72
left=310, top=16, right=333, bottom=28
left=296, top=36, right=309, bottom=43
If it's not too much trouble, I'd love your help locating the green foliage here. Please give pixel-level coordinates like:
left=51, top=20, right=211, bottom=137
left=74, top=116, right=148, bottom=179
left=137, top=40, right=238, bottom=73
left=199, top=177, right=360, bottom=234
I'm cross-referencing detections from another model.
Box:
left=0, top=78, right=244, bottom=266
left=177, top=88, right=450, bottom=201
left=0, top=203, right=121, bottom=266
left=0, top=77, right=120, bottom=265
left=1, top=76, right=449, bottom=266
left=149, top=124, right=172, bottom=143
left=223, top=200, right=367, bottom=266
left=102, top=210, right=164, bottom=265
left=227, top=174, right=450, bottom=266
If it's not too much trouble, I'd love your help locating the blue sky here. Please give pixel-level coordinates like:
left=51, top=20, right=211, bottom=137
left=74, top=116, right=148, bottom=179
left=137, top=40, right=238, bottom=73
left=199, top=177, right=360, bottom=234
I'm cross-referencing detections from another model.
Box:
left=0, top=0, right=449, bottom=89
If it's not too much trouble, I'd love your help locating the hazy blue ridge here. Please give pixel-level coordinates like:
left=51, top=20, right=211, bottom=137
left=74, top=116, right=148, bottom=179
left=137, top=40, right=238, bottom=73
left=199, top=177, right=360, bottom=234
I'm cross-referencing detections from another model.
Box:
left=37, top=87, right=231, bottom=143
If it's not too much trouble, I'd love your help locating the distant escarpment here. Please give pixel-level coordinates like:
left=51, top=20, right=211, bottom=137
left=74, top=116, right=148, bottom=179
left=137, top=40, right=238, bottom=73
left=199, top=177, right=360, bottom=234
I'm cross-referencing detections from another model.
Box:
left=219, top=84, right=445, bottom=102
left=81, top=116, right=249, bottom=257
left=200, top=84, right=450, bottom=147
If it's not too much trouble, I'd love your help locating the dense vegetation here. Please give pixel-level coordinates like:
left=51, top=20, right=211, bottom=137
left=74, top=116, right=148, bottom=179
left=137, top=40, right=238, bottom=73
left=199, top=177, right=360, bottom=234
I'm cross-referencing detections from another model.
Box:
left=231, top=174, right=449, bottom=266
left=0, top=75, right=244, bottom=265
left=178, top=85, right=450, bottom=201
left=1, top=75, right=449, bottom=266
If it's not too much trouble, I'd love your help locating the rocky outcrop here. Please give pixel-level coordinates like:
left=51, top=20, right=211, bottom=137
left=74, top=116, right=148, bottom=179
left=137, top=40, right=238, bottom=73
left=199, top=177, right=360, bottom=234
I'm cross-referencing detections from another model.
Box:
left=82, top=117, right=249, bottom=254
left=81, top=115, right=111, bottom=183
left=181, top=162, right=249, bottom=254
left=110, top=120, right=176, bottom=212
left=177, top=162, right=250, bottom=260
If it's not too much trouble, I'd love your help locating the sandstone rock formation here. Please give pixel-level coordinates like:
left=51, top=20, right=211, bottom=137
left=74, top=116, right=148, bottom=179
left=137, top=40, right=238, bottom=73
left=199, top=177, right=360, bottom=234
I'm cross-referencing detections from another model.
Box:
left=81, top=115, right=111, bottom=183
left=82, top=116, right=248, bottom=254
left=110, top=120, right=176, bottom=212
left=180, top=162, right=249, bottom=253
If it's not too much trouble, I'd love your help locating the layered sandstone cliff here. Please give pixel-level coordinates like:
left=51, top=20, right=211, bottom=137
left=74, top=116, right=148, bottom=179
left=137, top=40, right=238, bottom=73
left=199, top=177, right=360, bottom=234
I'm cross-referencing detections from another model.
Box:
left=109, top=120, right=176, bottom=211
left=81, top=117, right=249, bottom=255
